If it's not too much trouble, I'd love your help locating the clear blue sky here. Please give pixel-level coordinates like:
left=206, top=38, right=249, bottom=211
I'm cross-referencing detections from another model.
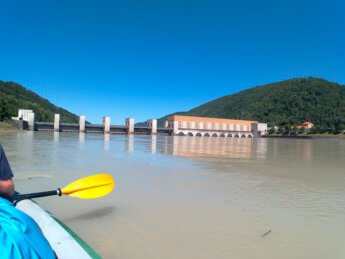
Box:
left=1, top=0, right=344, bottom=124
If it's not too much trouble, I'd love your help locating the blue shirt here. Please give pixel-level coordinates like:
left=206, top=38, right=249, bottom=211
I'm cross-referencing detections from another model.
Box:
left=0, top=145, right=14, bottom=180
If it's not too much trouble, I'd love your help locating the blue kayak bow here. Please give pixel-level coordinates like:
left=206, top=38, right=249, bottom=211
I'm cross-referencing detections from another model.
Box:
left=0, top=197, right=55, bottom=259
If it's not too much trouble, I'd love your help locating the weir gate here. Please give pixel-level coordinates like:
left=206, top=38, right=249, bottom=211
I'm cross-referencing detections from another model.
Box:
left=13, top=111, right=171, bottom=135
left=34, top=122, right=172, bottom=135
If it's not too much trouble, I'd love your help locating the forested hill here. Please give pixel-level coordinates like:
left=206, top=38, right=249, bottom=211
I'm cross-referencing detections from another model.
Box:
left=0, top=81, right=79, bottom=123
left=153, top=78, right=345, bottom=130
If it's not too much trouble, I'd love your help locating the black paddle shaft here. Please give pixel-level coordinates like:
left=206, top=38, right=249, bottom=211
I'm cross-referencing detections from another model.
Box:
left=10, top=188, right=62, bottom=204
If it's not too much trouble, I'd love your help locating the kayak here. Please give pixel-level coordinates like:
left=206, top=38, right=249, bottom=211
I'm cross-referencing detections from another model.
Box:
left=16, top=199, right=101, bottom=259
left=0, top=174, right=113, bottom=258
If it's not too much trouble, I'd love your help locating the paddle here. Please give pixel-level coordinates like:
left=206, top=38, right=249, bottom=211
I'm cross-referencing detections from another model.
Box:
left=9, top=174, right=114, bottom=204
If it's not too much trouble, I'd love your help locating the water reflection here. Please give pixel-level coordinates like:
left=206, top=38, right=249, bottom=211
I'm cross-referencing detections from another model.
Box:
left=79, top=132, right=85, bottom=143
left=11, top=133, right=323, bottom=168
left=127, top=135, right=133, bottom=153
left=256, top=138, right=267, bottom=160
left=151, top=135, right=157, bottom=153
left=303, top=141, right=312, bottom=161
left=104, top=133, right=110, bottom=150
left=88, top=134, right=269, bottom=160
left=169, top=136, right=267, bottom=159
left=53, top=131, right=59, bottom=142
left=14, top=131, right=34, bottom=169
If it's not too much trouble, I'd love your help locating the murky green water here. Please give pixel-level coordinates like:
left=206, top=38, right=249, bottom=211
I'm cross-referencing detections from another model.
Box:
left=1, top=131, right=345, bottom=258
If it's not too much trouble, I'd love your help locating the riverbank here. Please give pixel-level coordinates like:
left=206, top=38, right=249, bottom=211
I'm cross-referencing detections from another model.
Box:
left=265, top=132, right=345, bottom=139
left=0, top=121, right=17, bottom=132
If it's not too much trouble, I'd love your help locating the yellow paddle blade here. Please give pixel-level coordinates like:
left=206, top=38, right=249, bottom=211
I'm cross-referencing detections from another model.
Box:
left=61, top=174, right=114, bottom=199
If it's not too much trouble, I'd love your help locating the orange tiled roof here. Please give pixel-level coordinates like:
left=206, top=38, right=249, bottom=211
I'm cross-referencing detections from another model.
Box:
left=169, top=115, right=257, bottom=125
left=290, top=125, right=305, bottom=129
left=290, top=122, right=314, bottom=129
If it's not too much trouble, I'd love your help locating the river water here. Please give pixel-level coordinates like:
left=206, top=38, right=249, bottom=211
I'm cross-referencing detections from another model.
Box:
left=1, top=131, right=345, bottom=258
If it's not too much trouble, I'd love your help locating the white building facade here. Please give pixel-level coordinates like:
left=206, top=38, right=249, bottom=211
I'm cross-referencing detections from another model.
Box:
left=165, top=115, right=267, bottom=138
left=12, top=109, right=34, bottom=121
left=251, top=122, right=268, bottom=136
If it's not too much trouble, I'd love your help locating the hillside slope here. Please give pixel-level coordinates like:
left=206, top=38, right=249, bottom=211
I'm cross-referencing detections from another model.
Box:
left=0, top=81, right=79, bottom=123
left=155, top=78, right=345, bottom=129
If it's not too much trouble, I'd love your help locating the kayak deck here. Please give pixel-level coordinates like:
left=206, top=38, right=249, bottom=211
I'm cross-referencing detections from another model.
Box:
left=16, top=200, right=100, bottom=259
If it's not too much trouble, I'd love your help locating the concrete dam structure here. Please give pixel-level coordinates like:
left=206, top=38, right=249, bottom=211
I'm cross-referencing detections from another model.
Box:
left=13, top=110, right=170, bottom=135
left=35, top=116, right=171, bottom=135
left=12, top=110, right=267, bottom=137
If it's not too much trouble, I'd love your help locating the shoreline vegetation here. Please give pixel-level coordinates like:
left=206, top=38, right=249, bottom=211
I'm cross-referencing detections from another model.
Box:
left=0, top=121, right=17, bottom=132
left=266, top=132, right=345, bottom=139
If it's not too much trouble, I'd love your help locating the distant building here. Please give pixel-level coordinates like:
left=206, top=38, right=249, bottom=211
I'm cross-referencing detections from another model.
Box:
left=11, top=109, right=35, bottom=130
left=11, top=109, right=34, bottom=121
left=301, top=122, right=314, bottom=129
left=165, top=115, right=267, bottom=138
left=251, top=123, right=268, bottom=135
left=291, top=121, right=314, bottom=130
